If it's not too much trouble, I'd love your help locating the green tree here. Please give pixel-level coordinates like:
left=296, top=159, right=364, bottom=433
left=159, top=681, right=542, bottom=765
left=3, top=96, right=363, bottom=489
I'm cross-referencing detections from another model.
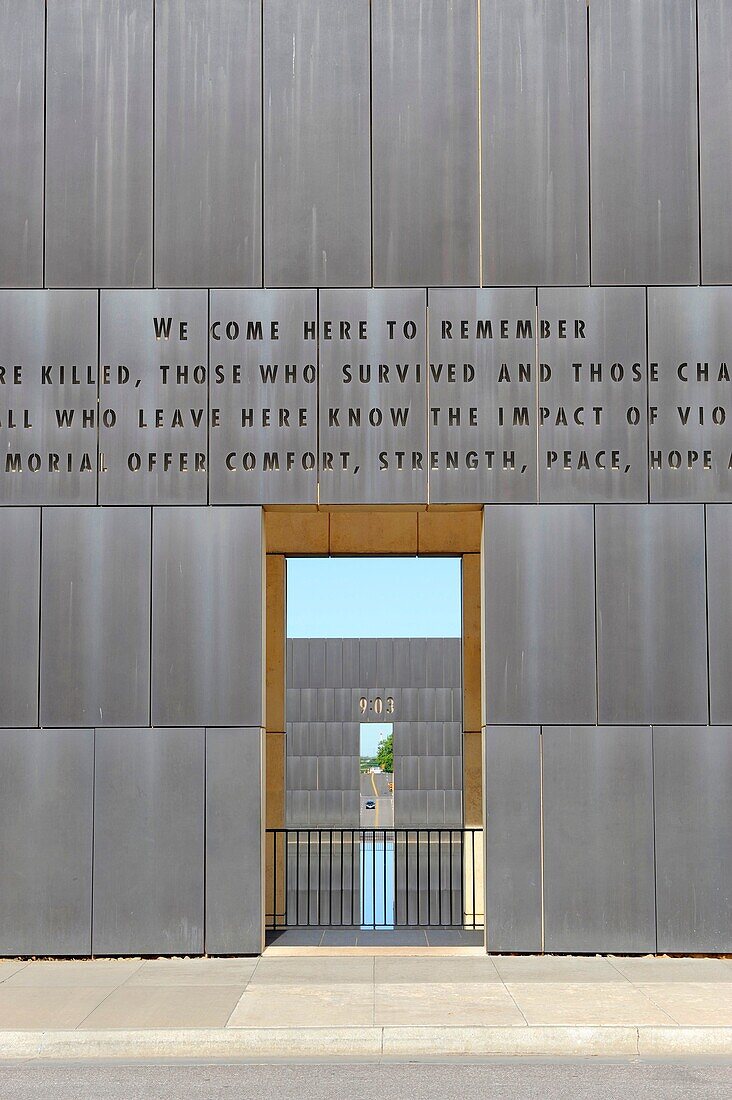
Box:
left=376, top=731, right=393, bottom=773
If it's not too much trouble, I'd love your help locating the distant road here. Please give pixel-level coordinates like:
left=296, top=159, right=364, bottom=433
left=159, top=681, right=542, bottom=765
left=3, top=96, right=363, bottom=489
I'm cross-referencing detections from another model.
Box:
left=360, top=771, right=394, bottom=828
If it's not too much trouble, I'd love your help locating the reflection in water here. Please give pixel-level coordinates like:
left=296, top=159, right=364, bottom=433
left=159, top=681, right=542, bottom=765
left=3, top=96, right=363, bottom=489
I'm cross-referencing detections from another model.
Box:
left=361, top=835, right=395, bottom=928
left=278, top=830, right=475, bottom=929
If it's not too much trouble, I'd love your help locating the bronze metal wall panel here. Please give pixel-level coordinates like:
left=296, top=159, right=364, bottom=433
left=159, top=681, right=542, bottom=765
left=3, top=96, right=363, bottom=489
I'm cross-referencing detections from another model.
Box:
left=99, top=290, right=208, bottom=504
left=428, top=288, right=537, bottom=503
left=45, top=0, right=153, bottom=287
left=648, top=287, right=732, bottom=502
left=538, top=287, right=648, bottom=503
left=205, top=727, right=264, bottom=954
left=0, top=290, right=98, bottom=504
left=371, top=0, right=479, bottom=286
left=482, top=0, right=589, bottom=285
left=151, top=506, right=263, bottom=728
left=155, top=0, right=261, bottom=287
left=706, top=506, right=732, bottom=724
left=595, top=504, right=708, bottom=725
left=699, top=0, right=732, bottom=283
left=543, top=725, right=656, bottom=953
left=483, top=726, right=542, bottom=952
left=0, top=509, right=40, bottom=727
left=264, top=0, right=370, bottom=287
left=0, top=728, right=93, bottom=956
left=40, top=508, right=151, bottom=728
left=0, top=0, right=44, bottom=287
left=483, top=505, right=597, bottom=724
left=319, top=289, right=427, bottom=504
left=209, top=289, right=317, bottom=504
left=589, top=0, right=699, bottom=285
left=92, top=726, right=204, bottom=955
left=654, top=725, right=732, bottom=953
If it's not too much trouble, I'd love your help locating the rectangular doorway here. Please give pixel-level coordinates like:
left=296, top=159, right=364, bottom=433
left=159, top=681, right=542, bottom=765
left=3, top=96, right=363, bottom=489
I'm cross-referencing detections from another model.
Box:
left=266, top=554, right=482, bottom=940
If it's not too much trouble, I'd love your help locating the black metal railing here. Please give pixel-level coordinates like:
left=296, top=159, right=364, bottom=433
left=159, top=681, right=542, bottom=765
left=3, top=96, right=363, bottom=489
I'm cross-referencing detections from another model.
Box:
left=266, top=828, right=483, bottom=930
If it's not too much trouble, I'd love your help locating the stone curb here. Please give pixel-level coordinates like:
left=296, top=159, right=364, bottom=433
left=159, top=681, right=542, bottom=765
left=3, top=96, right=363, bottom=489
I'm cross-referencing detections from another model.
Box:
left=0, top=1026, right=731, bottom=1061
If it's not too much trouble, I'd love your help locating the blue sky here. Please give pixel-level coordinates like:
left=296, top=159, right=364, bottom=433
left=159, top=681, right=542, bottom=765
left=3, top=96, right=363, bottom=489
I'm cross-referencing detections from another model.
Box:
left=360, top=722, right=393, bottom=758
left=286, top=557, right=462, bottom=638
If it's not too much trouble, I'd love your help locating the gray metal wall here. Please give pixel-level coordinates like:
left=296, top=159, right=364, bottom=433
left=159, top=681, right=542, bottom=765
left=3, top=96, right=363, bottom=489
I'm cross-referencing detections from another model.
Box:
left=286, top=638, right=463, bottom=828
left=1, top=1, right=731, bottom=956
left=483, top=506, right=732, bottom=953
left=1, top=0, right=727, bottom=288
left=0, top=506, right=264, bottom=957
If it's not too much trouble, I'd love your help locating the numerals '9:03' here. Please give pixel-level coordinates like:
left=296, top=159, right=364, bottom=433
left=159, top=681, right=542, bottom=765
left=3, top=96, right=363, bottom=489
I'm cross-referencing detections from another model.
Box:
left=359, top=696, right=395, bottom=715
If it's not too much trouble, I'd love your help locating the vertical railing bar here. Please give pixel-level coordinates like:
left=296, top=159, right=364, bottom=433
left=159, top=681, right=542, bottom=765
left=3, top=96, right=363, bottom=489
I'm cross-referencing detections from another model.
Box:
left=394, top=828, right=399, bottom=926
left=459, top=830, right=464, bottom=928
left=295, top=827, right=299, bottom=924
left=438, top=828, right=443, bottom=926
left=371, top=829, right=376, bottom=928
left=306, top=830, right=312, bottom=925
left=383, top=830, right=387, bottom=928
left=472, top=830, right=476, bottom=932
left=317, top=829, right=322, bottom=926
left=329, top=829, right=333, bottom=927
left=283, top=833, right=288, bottom=927
left=427, top=830, right=432, bottom=926
left=449, top=828, right=454, bottom=926
left=353, top=829, right=357, bottom=927
left=339, top=829, right=344, bottom=926
left=272, top=829, right=277, bottom=928
left=416, top=829, right=421, bottom=928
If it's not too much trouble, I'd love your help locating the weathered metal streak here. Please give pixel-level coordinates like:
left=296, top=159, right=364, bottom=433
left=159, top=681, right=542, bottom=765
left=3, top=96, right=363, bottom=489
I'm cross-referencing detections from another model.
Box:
left=0, top=510, right=40, bottom=727
left=155, top=0, right=261, bottom=287
left=0, top=0, right=44, bottom=286
left=543, top=725, right=656, bottom=954
left=264, top=0, right=370, bottom=287
left=40, top=508, right=151, bottom=727
left=371, top=0, right=479, bottom=286
left=482, top=0, right=589, bottom=285
left=595, top=505, right=708, bottom=725
left=590, top=0, right=699, bottom=284
left=45, top=0, right=153, bottom=287
left=698, top=0, right=732, bottom=283
left=0, top=728, right=94, bottom=956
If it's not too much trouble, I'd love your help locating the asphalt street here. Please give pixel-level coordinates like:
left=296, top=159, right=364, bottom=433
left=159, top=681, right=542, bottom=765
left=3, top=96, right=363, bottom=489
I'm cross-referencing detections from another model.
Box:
left=360, top=770, right=394, bottom=827
left=0, top=1060, right=730, bottom=1099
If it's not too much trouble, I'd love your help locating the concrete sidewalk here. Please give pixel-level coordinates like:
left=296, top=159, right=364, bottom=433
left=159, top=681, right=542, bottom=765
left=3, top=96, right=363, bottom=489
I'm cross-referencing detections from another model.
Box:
left=0, top=953, right=731, bottom=1061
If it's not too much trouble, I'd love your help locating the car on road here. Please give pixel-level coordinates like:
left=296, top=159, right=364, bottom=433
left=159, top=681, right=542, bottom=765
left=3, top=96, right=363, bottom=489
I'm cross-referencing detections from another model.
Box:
left=365, top=800, right=376, bottom=810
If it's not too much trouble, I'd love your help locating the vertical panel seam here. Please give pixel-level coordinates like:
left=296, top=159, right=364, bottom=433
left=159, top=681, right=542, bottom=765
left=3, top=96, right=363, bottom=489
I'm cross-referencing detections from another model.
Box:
left=152, top=0, right=156, bottom=288
left=203, top=726, right=207, bottom=953
left=148, top=507, right=153, bottom=727
left=703, top=503, right=712, bottom=724
left=695, top=0, right=703, bottom=283
left=316, top=289, right=321, bottom=506
left=535, top=288, right=540, bottom=502
left=425, top=290, right=430, bottom=506
left=369, top=0, right=374, bottom=288
left=593, top=503, right=599, bottom=723
left=90, top=727, right=96, bottom=956
left=477, top=0, right=483, bottom=287
left=96, top=290, right=101, bottom=505
left=37, top=507, right=43, bottom=727
left=42, top=0, right=48, bottom=288
left=586, top=0, right=593, bottom=285
left=206, top=291, right=210, bottom=506
left=651, top=723, right=659, bottom=953
left=645, top=287, right=651, bottom=503
left=261, top=0, right=265, bottom=287
left=539, top=725, right=545, bottom=952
